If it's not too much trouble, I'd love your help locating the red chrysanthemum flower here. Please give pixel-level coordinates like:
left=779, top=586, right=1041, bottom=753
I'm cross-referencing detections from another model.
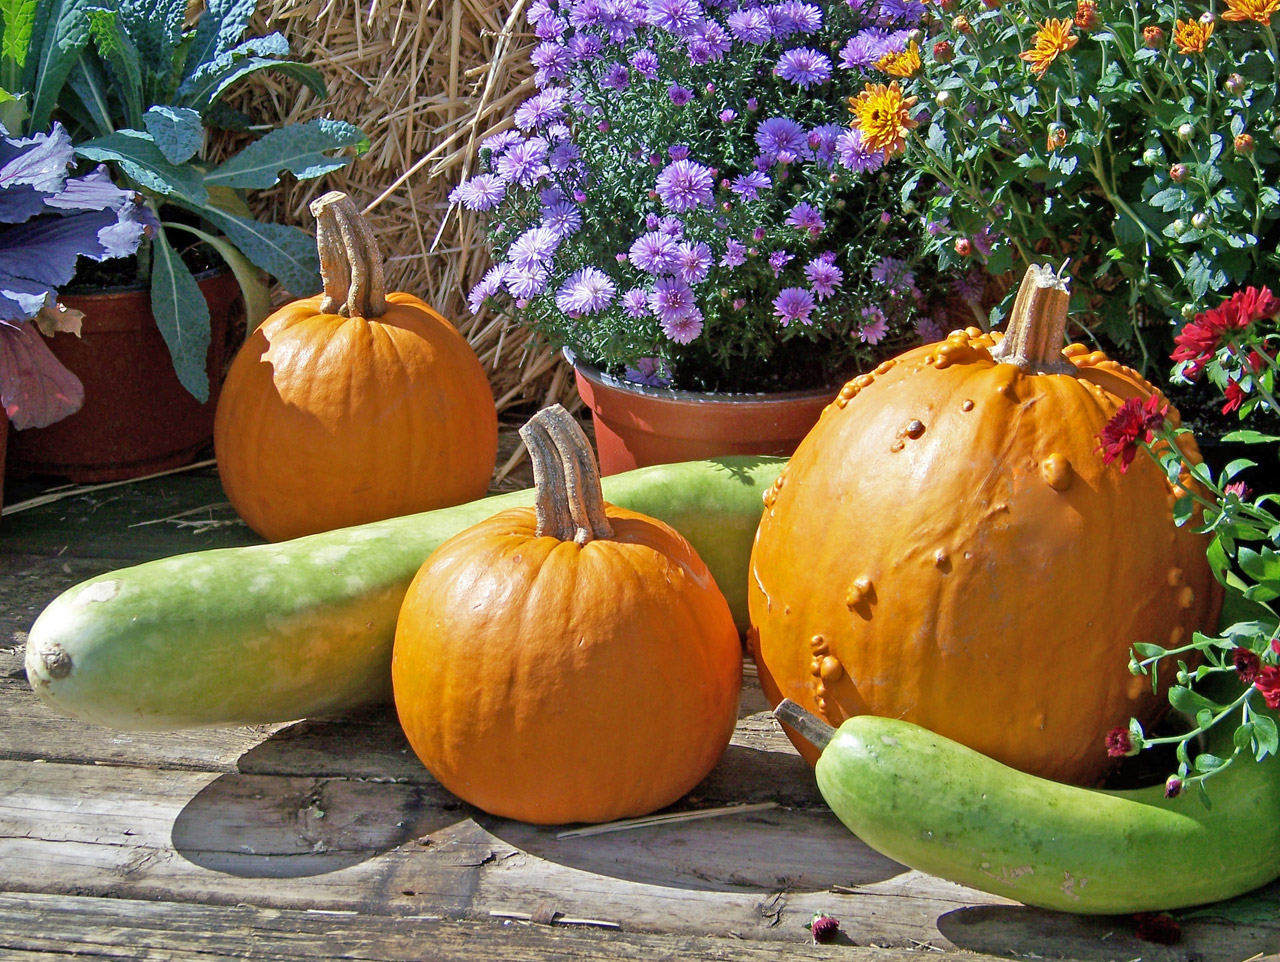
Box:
left=1105, top=727, right=1136, bottom=757
left=1255, top=665, right=1280, bottom=709
left=1223, top=377, right=1247, bottom=414
left=1097, top=395, right=1169, bottom=472
left=1234, top=647, right=1263, bottom=685
left=1225, top=480, right=1252, bottom=500
left=810, top=914, right=840, bottom=944
left=1172, top=286, right=1279, bottom=378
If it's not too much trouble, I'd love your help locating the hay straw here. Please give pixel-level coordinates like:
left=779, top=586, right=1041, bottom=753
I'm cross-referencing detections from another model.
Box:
left=220, top=0, right=575, bottom=447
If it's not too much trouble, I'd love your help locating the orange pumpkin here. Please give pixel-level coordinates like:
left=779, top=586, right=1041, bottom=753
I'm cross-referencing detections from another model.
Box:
left=392, top=405, right=742, bottom=825
left=749, top=264, right=1222, bottom=786
left=214, top=191, right=498, bottom=541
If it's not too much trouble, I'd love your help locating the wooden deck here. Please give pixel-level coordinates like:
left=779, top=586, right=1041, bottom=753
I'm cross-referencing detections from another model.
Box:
left=2, top=449, right=1279, bottom=962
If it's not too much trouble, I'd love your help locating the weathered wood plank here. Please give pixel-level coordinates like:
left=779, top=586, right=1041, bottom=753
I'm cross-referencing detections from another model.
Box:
left=0, top=891, right=1013, bottom=962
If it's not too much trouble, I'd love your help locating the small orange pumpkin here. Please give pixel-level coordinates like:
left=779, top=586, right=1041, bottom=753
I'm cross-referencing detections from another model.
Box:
left=749, top=264, right=1222, bottom=786
left=392, top=405, right=742, bottom=825
left=214, top=191, right=498, bottom=541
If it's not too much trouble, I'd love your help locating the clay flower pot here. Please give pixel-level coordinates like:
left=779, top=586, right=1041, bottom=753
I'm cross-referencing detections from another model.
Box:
left=567, top=350, right=837, bottom=476
left=6, top=268, right=241, bottom=483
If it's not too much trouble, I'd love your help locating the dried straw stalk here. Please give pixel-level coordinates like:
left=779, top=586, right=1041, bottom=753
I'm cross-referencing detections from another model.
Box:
left=219, top=0, right=575, bottom=424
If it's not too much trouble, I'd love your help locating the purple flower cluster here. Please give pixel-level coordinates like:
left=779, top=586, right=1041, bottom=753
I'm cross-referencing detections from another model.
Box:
left=453, top=0, right=940, bottom=390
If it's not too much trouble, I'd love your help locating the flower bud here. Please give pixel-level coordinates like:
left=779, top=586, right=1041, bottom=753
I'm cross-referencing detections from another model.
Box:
left=810, top=914, right=840, bottom=945
left=936, top=89, right=954, bottom=107
left=732, top=298, right=746, bottom=310
left=1164, top=776, right=1183, bottom=798
left=1192, top=211, right=1210, bottom=229
left=1235, top=133, right=1255, bottom=155
left=1177, top=122, right=1195, bottom=141
left=829, top=173, right=840, bottom=185
left=1143, top=25, right=1164, bottom=48
left=933, top=40, right=954, bottom=63
left=1274, top=124, right=1280, bottom=142
left=1181, top=303, right=1196, bottom=319
left=1046, top=123, right=1068, bottom=151
left=954, top=237, right=972, bottom=256
left=1075, top=0, right=1098, bottom=30
left=1225, top=73, right=1246, bottom=96
left=952, top=15, right=972, bottom=33
left=1200, top=10, right=1215, bottom=23
left=1170, top=163, right=1188, bottom=183
left=908, top=28, right=924, bottom=43
left=1142, top=147, right=1163, bottom=165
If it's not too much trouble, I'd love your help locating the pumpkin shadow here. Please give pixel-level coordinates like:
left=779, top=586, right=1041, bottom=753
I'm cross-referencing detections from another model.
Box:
left=476, top=740, right=905, bottom=894
left=172, top=705, right=451, bottom=878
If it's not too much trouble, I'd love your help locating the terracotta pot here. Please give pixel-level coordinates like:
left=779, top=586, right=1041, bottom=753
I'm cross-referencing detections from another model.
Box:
left=567, top=350, right=838, bottom=476
left=6, top=268, right=242, bottom=483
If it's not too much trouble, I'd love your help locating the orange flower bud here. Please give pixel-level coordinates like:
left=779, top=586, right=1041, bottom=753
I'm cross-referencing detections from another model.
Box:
left=1143, top=25, right=1165, bottom=47
left=1170, top=163, right=1188, bottom=183
left=954, top=237, right=972, bottom=257
left=952, top=15, right=972, bottom=33
left=933, top=39, right=954, bottom=62
left=1075, top=0, right=1098, bottom=29
left=1235, top=133, right=1255, bottom=155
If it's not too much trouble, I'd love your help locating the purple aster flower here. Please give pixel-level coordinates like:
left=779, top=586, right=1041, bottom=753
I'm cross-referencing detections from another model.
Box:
left=768, top=249, right=794, bottom=276
left=871, top=256, right=913, bottom=291
left=755, top=117, right=809, bottom=163
left=527, top=0, right=555, bottom=25
left=692, top=20, right=732, bottom=59
left=548, top=140, right=581, bottom=173
left=721, top=238, right=747, bottom=267
left=858, top=306, right=889, bottom=344
left=601, top=0, right=646, bottom=40
left=556, top=266, right=617, bottom=315
left=926, top=217, right=950, bottom=236
left=786, top=203, right=824, bottom=237
left=468, top=263, right=509, bottom=313
left=804, top=254, right=842, bottom=300
left=972, top=225, right=999, bottom=258
left=629, top=231, right=680, bottom=273
left=649, top=276, right=697, bottom=324
left=541, top=199, right=582, bottom=237
left=809, top=124, right=844, bottom=166
left=602, top=62, right=631, bottom=89
left=647, top=0, right=704, bottom=34
left=544, top=122, right=572, bottom=142
left=624, top=357, right=672, bottom=386
left=621, top=287, right=650, bottom=317
left=568, top=33, right=604, bottom=60
left=657, top=215, right=685, bottom=236
left=505, top=263, right=551, bottom=299
left=531, top=42, right=571, bottom=85
left=780, top=1, right=822, bottom=32
left=514, top=89, right=568, bottom=130
left=535, top=15, right=568, bottom=39
left=569, top=0, right=606, bottom=28
left=661, top=308, right=703, bottom=344
left=668, top=84, right=694, bottom=105
left=630, top=48, right=660, bottom=78
left=764, top=3, right=798, bottom=38
left=495, top=136, right=550, bottom=186
left=674, top=240, right=713, bottom=283
left=774, top=48, right=831, bottom=88
left=727, top=8, right=771, bottom=42
left=449, top=173, right=506, bottom=211
left=835, top=128, right=883, bottom=173
left=481, top=129, right=523, bottom=155
left=773, top=287, right=815, bottom=327
left=654, top=158, right=714, bottom=212
left=719, top=108, right=738, bottom=122
left=730, top=170, right=771, bottom=200
left=508, top=225, right=560, bottom=269
left=878, top=0, right=927, bottom=24
left=838, top=28, right=893, bottom=69
left=669, top=144, right=690, bottom=160
left=953, top=269, right=985, bottom=303
left=915, top=313, right=947, bottom=343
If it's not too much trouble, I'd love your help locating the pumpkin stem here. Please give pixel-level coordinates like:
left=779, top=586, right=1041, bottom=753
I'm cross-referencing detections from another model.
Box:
left=519, top=404, right=614, bottom=544
left=773, top=699, right=836, bottom=751
left=989, top=264, right=1077, bottom=376
left=310, top=191, right=387, bottom=319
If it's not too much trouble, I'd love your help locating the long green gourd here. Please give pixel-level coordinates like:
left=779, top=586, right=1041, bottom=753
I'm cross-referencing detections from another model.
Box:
left=777, top=694, right=1280, bottom=914
left=25, top=456, right=784, bottom=730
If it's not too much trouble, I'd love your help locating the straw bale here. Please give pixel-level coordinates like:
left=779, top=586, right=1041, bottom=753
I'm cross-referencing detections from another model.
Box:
left=219, top=0, right=574, bottom=424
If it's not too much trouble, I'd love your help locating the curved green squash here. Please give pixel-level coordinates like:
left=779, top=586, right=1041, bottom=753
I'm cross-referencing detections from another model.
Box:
left=26, top=456, right=784, bottom=730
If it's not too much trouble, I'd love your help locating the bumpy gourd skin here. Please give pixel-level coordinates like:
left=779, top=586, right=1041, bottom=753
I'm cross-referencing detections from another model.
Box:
left=749, top=327, right=1221, bottom=785
left=393, top=503, right=742, bottom=825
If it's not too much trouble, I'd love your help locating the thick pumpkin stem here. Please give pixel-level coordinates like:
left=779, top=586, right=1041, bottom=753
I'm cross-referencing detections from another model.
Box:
left=773, top=699, right=835, bottom=751
left=310, top=191, right=387, bottom=319
left=989, top=264, right=1077, bottom=376
left=519, top=404, right=614, bottom=544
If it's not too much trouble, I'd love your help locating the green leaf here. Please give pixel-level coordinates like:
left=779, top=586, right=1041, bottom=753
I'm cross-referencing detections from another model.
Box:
left=86, top=7, right=142, bottom=127
left=1132, top=642, right=1168, bottom=659
left=182, top=0, right=259, bottom=83
left=111, top=0, right=185, bottom=74
left=150, top=230, right=212, bottom=402
left=143, top=105, right=203, bottom=165
left=76, top=129, right=208, bottom=205
left=23, top=0, right=93, bottom=132
left=1222, top=430, right=1280, bottom=443
left=163, top=220, right=273, bottom=330
left=1169, top=684, right=1222, bottom=716
left=205, top=118, right=369, bottom=189
left=1237, top=545, right=1280, bottom=589
left=1253, top=714, right=1279, bottom=759
left=197, top=205, right=320, bottom=295
left=1, top=0, right=38, bottom=67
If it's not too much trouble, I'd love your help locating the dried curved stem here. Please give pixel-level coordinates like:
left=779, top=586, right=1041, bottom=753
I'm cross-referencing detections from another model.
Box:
left=989, top=263, right=1077, bottom=376
left=518, top=404, right=614, bottom=544
left=309, top=191, right=387, bottom=318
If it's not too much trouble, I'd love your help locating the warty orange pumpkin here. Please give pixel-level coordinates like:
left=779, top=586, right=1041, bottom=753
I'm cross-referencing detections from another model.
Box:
left=214, top=191, right=498, bottom=541
left=392, top=404, right=742, bottom=825
left=748, top=264, right=1222, bottom=786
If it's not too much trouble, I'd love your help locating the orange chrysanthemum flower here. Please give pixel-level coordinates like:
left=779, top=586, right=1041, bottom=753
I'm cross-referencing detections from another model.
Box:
left=1222, top=0, right=1279, bottom=23
left=848, top=82, right=920, bottom=161
left=1075, top=0, right=1098, bottom=30
left=876, top=40, right=923, bottom=77
left=1019, top=18, right=1079, bottom=79
left=1173, top=17, right=1215, bottom=52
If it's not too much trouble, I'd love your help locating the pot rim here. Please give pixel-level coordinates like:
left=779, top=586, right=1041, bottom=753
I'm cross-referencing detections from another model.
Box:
left=62, top=262, right=233, bottom=299
left=563, top=347, right=843, bottom=404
